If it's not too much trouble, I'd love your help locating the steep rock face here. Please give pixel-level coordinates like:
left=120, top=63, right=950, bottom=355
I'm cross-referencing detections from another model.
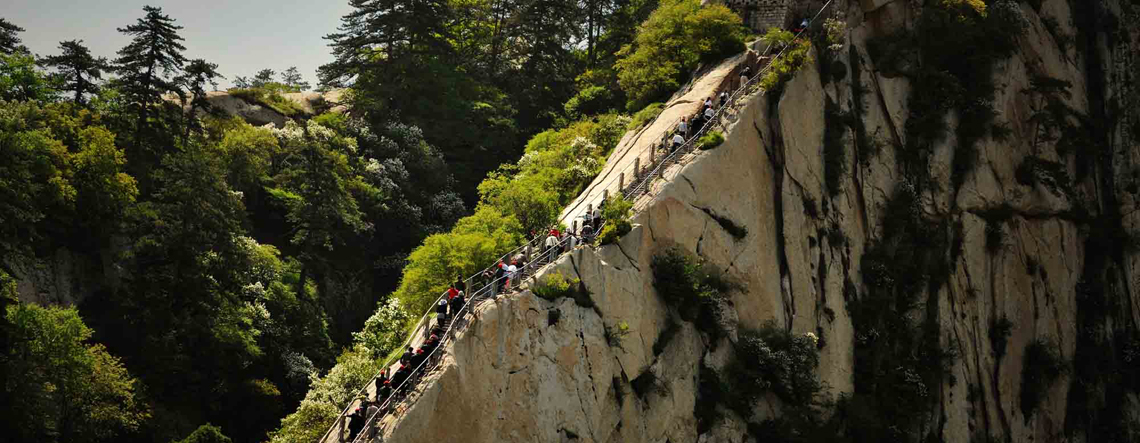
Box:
left=377, top=0, right=1140, bottom=441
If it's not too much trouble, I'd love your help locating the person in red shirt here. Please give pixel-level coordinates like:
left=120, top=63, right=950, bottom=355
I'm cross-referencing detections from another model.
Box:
left=447, top=283, right=459, bottom=300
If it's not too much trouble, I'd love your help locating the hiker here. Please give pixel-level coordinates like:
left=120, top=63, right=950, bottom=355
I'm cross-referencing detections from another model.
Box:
left=704, top=96, right=713, bottom=109
left=377, top=377, right=392, bottom=404
left=346, top=403, right=366, bottom=442
left=447, top=282, right=460, bottom=301
left=401, top=346, right=413, bottom=365
left=740, top=65, right=751, bottom=89
left=545, top=231, right=558, bottom=258
left=494, top=261, right=507, bottom=295
left=454, top=275, right=464, bottom=293
left=703, top=105, right=715, bottom=124
left=390, top=362, right=410, bottom=397
left=507, top=261, right=519, bottom=290
left=672, top=132, right=685, bottom=151
left=448, top=289, right=464, bottom=320
left=375, top=370, right=388, bottom=397
left=582, top=223, right=595, bottom=244
left=719, top=91, right=728, bottom=107
left=677, top=117, right=689, bottom=138
left=436, top=297, right=449, bottom=322
left=591, top=204, right=602, bottom=228
left=411, top=346, right=427, bottom=370
left=568, top=232, right=579, bottom=250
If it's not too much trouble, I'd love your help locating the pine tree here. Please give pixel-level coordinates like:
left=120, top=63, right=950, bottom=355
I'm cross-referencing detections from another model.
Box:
left=252, top=68, right=276, bottom=87
left=281, top=66, right=310, bottom=92
left=176, top=59, right=222, bottom=138
left=319, top=0, right=455, bottom=88
left=0, top=18, right=26, bottom=54
left=114, top=5, right=187, bottom=146
left=40, top=40, right=109, bottom=105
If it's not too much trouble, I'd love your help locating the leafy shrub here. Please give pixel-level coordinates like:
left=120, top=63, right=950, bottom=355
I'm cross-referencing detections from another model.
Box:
left=1020, top=339, right=1066, bottom=419
left=605, top=320, right=631, bottom=347
left=175, top=424, right=232, bottom=443
left=989, top=316, right=1013, bottom=360
left=734, top=323, right=821, bottom=407
left=269, top=348, right=376, bottom=443
left=564, top=85, right=616, bottom=118
left=628, top=102, right=664, bottom=130
left=532, top=272, right=581, bottom=301
left=759, top=28, right=813, bottom=94
left=651, top=247, right=732, bottom=336
left=229, top=83, right=303, bottom=116
left=1015, top=156, right=1072, bottom=197
left=597, top=194, right=634, bottom=245
left=848, top=182, right=958, bottom=441
left=823, top=100, right=850, bottom=196
left=615, top=0, right=746, bottom=110
left=352, top=298, right=413, bottom=359
left=695, top=130, right=724, bottom=150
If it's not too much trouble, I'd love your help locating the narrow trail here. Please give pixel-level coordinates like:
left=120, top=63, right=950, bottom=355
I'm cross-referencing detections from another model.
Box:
left=318, top=3, right=836, bottom=440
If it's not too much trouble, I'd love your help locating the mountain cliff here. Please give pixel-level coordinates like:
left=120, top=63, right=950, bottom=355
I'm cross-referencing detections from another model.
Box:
left=368, top=0, right=1140, bottom=442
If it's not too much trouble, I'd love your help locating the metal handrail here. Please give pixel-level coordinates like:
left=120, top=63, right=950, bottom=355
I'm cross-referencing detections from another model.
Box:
left=320, top=2, right=838, bottom=439
left=346, top=236, right=574, bottom=443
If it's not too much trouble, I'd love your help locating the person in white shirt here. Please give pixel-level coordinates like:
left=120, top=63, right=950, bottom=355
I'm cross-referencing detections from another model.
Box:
left=677, top=117, right=688, bottom=137
left=506, top=261, right=518, bottom=289
left=544, top=233, right=558, bottom=260
left=672, top=132, right=685, bottom=151
left=704, top=106, right=714, bottom=120
left=704, top=97, right=712, bottom=108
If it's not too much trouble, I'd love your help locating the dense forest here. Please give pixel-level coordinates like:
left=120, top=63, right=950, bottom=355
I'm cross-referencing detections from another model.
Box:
left=0, top=1, right=747, bottom=442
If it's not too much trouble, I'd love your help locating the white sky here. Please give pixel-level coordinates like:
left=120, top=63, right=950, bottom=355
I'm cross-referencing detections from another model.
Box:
left=4, top=0, right=354, bottom=88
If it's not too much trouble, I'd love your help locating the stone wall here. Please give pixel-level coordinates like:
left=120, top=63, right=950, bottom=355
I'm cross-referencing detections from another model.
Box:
left=724, top=0, right=790, bottom=32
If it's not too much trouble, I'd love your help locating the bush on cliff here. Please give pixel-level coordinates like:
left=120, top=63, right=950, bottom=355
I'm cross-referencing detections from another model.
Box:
left=615, top=0, right=746, bottom=111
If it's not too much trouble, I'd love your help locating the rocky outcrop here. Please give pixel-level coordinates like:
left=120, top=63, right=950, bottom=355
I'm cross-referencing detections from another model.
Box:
left=376, top=0, right=1140, bottom=442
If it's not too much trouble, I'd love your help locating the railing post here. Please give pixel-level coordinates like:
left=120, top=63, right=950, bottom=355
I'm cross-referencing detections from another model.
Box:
left=649, top=143, right=655, bottom=166
left=524, top=244, right=532, bottom=266
left=619, top=172, right=624, bottom=191
left=602, top=190, right=609, bottom=203
left=634, top=157, right=640, bottom=180
left=572, top=220, right=578, bottom=234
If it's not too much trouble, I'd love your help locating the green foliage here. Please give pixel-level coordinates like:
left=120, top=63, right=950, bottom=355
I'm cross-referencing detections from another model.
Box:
left=0, top=52, right=59, bottom=102
left=269, top=348, right=376, bottom=443
left=1020, top=339, right=1066, bottom=419
left=352, top=298, right=413, bottom=359
left=651, top=247, right=731, bottom=335
left=597, top=194, right=634, bottom=245
left=605, top=320, right=632, bottom=347
left=40, top=40, right=109, bottom=105
left=989, top=316, right=1013, bottom=360
left=615, top=0, right=745, bottom=110
left=532, top=272, right=582, bottom=302
left=890, top=0, right=1028, bottom=188
left=392, top=206, right=524, bottom=315
left=849, top=183, right=957, bottom=441
left=823, top=101, right=849, bottom=196
left=758, top=29, right=813, bottom=94
left=5, top=303, right=150, bottom=443
left=480, top=114, right=629, bottom=234
left=0, top=17, right=25, bottom=54
left=629, top=102, right=664, bottom=130
left=733, top=323, right=821, bottom=407
left=174, top=424, right=233, bottom=443
left=1016, top=156, right=1072, bottom=198
left=228, top=84, right=303, bottom=116
left=564, top=85, right=616, bottom=118
left=695, top=130, right=723, bottom=150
